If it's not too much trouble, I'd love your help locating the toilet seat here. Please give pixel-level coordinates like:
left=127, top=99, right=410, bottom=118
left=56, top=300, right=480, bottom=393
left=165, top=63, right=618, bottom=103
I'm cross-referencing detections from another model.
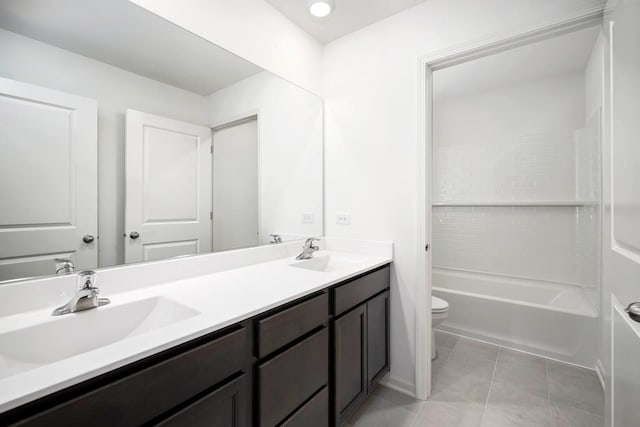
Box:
left=432, top=296, right=449, bottom=313
left=431, top=296, right=449, bottom=360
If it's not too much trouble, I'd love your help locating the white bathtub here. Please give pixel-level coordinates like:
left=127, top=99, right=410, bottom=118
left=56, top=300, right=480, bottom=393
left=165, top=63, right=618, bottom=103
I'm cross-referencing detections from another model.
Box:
left=432, top=268, right=599, bottom=367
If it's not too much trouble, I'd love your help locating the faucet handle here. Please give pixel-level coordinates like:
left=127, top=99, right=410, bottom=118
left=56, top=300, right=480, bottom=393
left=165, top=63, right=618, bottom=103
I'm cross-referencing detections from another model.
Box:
left=77, top=270, right=97, bottom=290
left=304, top=238, right=320, bottom=250
left=54, top=258, right=75, bottom=275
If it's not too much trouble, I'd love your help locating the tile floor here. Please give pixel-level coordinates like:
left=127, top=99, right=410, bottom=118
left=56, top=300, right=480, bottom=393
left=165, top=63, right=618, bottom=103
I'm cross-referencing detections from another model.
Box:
left=346, top=331, right=604, bottom=427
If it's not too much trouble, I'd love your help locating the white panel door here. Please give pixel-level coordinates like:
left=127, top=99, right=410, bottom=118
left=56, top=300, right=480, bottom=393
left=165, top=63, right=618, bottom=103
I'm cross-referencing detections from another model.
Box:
left=125, top=109, right=211, bottom=263
left=212, top=119, right=259, bottom=251
left=605, top=0, right=640, bottom=425
left=0, top=77, right=97, bottom=281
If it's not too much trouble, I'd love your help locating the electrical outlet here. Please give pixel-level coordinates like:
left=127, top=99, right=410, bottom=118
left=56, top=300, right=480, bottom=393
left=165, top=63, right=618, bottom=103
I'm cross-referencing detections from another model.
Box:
left=336, top=212, right=351, bottom=225
left=302, top=213, right=314, bottom=224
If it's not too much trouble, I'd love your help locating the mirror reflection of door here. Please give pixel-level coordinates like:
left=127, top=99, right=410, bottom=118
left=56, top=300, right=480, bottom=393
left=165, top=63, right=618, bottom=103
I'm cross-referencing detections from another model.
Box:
left=125, top=109, right=212, bottom=264
left=212, top=118, right=259, bottom=252
left=0, top=77, right=98, bottom=281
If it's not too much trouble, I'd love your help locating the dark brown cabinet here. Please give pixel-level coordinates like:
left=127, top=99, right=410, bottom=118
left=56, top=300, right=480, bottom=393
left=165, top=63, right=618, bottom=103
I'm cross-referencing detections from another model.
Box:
left=281, top=386, right=329, bottom=427
left=1, top=264, right=390, bottom=427
left=258, top=327, right=328, bottom=427
left=4, top=326, right=249, bottom=427
left=366, top=291, right=390, bottom=389
left=256, top=292, right=328, bottom=359
left=254, top=291, right=329, bottom=427
left=333, top=266, right=389, bottom=316
left=332, top=266, right=391, bottom=426
left=334, top=304, right=367, bottom=425
left=156, top=374, right=247, bottom=427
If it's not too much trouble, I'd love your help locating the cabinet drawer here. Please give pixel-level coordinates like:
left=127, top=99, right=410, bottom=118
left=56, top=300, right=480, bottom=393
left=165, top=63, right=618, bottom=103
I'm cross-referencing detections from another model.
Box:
left=281, top=386, right=328, bottom=427
left=333, top=265, right=390, bottom=316
left=14, top=327, right=247, bottom=427
left=258, top=327, right=329, bottom=427
left=257, top=292, right=328, bottom=358
left=156, top=374, right=247, bottom=427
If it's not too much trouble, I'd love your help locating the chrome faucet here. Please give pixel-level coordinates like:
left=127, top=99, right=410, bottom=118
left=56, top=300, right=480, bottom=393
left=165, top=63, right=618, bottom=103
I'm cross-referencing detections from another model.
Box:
left=54, top=258, right=75, bottom=275
left=296, top=238, right=320, bottom=260
left=52, top=271, right=110, bottom=316
left=269, top=234, right=283, bottom=244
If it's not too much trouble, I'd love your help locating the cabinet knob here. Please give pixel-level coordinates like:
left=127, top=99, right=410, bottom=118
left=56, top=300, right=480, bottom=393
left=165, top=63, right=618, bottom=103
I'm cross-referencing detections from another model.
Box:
left=625, top=302, right=640, bottom=323
left=129, top=231, right=140, bottom=240
left=82, top=235, right=95, bottom=244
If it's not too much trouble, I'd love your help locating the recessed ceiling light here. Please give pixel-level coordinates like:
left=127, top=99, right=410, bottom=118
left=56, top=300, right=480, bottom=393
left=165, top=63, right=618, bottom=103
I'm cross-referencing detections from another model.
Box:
left=309, top=1, right=333, bottom=18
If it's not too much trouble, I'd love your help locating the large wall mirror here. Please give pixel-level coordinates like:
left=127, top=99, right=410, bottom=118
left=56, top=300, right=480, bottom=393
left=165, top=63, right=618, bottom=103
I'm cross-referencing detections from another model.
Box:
left=0, top=0, right=323, bottom=283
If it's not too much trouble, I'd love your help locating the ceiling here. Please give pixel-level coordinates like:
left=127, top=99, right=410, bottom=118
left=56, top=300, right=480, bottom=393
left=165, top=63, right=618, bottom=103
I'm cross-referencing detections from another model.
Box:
left=266, top=0, right=426, bottom=44
left=434, top=25, right=601, bottom=101
left=0, top=0, right=263, bottom=95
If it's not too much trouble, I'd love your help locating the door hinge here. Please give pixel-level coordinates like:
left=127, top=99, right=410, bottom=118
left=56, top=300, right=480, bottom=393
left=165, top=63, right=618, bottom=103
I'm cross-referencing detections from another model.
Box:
left=210, top=145, right=213, bottom=154
left=210, top=211, right=213, bottom=220
left=425, top=243, right=430, bottom=252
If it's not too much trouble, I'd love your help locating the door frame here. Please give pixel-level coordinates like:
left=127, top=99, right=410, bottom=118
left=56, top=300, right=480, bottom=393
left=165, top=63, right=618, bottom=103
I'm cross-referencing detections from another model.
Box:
left=414, top=7, right=605, bottom=400
left=210, top=113, right=261, bottom=248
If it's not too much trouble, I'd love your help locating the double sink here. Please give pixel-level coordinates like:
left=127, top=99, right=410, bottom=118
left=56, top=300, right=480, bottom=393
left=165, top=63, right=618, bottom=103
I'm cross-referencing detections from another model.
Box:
left=0, top=253, right=365, bottom=382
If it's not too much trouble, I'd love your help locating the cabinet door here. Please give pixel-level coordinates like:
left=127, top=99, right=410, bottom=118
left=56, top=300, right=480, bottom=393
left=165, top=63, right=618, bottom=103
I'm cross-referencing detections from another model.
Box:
left=367, top=291, right=390, bottom=390
left=156, top=374, right=247, bottom=427
left=334, top=304, right=367, bottom=426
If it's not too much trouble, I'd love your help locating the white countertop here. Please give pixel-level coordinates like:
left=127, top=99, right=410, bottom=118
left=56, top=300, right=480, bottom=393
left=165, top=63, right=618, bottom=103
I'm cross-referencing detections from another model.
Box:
left=0, top=243, right=392, bottom=413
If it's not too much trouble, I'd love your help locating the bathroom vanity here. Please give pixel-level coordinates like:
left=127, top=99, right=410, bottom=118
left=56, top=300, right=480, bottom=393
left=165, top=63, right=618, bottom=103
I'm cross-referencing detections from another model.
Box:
left=0, top=3, right=394, bottom=425
left=0, top=242, right=392, bottom=427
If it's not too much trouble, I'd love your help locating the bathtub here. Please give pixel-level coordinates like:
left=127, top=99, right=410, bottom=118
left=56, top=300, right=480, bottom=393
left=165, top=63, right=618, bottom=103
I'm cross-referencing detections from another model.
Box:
left=432, top=268, right=598, bottom=367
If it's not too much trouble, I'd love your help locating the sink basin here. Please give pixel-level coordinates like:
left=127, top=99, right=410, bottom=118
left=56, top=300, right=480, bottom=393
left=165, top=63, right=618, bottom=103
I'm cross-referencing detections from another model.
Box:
left=0, top=297, right=198, bottom=379
left=289, top=254, right=364, bottom=273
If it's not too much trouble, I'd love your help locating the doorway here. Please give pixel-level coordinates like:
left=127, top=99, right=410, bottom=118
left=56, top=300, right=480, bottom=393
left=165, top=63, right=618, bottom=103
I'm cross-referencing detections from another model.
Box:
left=415, top=11, right=606, bottom=401
left=124, top=111, right=259, bottom=262
left=212, top=117, right=259, bottom=252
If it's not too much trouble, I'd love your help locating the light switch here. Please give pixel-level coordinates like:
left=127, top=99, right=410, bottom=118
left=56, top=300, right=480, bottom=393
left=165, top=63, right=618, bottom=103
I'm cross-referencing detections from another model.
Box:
left=336, top=212, right=351, bottom=225
left=302, top=213, right=314, bottom=224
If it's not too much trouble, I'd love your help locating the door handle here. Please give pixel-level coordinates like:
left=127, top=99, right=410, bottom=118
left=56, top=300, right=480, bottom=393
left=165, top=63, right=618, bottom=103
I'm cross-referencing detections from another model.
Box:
left=625, top=302, right=640, bottom=323
left=82, top=235, right=95, bottom=244
left=129, top=231, right=140, bottom=240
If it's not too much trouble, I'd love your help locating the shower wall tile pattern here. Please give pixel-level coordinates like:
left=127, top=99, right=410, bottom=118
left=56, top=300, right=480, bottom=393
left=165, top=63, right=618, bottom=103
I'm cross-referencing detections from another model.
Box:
left=434, top=132, right=596, bottom=203
left=433, top=128, right=601, bottom=288
left=432, top=206, right=600, bottom=287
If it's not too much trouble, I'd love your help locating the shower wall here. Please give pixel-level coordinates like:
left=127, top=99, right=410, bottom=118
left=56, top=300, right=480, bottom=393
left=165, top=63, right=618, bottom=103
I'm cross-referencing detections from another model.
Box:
left=433, top=71, right=601, bottom=293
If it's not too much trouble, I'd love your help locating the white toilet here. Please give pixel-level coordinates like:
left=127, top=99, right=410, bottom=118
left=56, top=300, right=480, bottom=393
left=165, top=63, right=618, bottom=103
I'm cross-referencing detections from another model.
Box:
left=431, top=296, right=449, bottom=360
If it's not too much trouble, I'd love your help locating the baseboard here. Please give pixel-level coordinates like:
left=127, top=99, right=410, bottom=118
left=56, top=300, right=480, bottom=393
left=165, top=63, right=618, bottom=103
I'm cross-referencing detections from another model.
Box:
left=378, top=374, right=416, bottom=398
left=596, top=359, right=606, bottom=391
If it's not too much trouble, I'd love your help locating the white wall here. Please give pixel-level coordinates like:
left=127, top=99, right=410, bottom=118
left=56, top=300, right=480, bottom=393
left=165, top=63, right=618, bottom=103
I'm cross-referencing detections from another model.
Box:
left=0, top=28, right=210, bottom=268
left=323, top=0, right=606, bottom=394
left=128, top=0, right=324, bottom=96
left=208, top=72, right=324, bottom=242
left=432, top=73, right=600, bottom=288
